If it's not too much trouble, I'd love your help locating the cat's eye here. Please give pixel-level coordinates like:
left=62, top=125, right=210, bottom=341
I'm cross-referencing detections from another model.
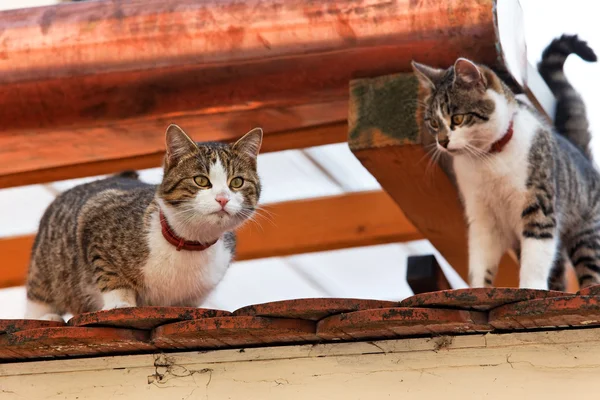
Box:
left=193, top=176, right=211, bottom=188
left=452, top=114, right=465, bottom=125
left=230, top=177, right=244, bottom=189
left=426, top=119, right=439, bottom=130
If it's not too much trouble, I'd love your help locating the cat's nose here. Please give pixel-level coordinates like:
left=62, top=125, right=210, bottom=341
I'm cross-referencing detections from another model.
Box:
left=438, top=138, right=449, bottom=148
left=215, top=195, right=230, bottom=208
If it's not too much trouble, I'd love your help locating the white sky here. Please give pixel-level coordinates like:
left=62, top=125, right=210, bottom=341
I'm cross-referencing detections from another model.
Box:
left=0, top=0, right=598, bottom=318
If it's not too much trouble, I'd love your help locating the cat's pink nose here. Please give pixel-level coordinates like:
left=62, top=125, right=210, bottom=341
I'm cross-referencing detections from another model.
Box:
left=215, top=195, right=229, bottom=208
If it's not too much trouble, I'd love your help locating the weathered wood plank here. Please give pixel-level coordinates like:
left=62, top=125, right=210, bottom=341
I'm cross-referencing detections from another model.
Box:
left=0, top=191, right=422, bottom=288
left=1, top=328, right=599, bottom=399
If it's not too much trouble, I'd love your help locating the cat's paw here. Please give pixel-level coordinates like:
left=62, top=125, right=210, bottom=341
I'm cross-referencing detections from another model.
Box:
left=39, top=313, right=65, bottom=322
left=101, top=302, right=134, bottom=311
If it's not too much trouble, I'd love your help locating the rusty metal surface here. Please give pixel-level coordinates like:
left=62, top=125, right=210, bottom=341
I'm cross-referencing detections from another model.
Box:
left=233, top=298, right=399, bottom=321
left=317, top=307, right=491, bottom=341
left=152, top=316, right=319, bottom=350
left=68, top=306, right=231, bottom=330
left=489, top=296, right=600, bottom=330
left=400, top=288, right=570, bottom=311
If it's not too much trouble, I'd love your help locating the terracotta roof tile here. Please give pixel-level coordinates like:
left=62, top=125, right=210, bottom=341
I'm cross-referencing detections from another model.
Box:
left=69, top=306, right=230, bottom=330
left=2, top=289, right=598, bottom=363
left=233, top=298, right=399, bottom=321
left=0, top=319, right=65, bottom=334
left=399, top=288, right=569, bottom=311
left=0, top=327, right=153, bottom=360
left=489, top=296, right=600, bottom=330
left=317, top=307, right=490, bottom=341
left=152, top=316, right=318, bottom=350
left=578, top=284, right=600, bottom=296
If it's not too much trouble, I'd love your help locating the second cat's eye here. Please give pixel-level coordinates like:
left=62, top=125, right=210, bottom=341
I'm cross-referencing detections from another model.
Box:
left=194, top=175, right=211, bottom=188
left=451, top=114, right=465, bottom=125
left=230, top=177, right=244, bottom=189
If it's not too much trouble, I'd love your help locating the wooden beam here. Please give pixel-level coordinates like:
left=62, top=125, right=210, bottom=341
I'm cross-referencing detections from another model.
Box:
left=0, top=121, right=348, bottom=189
left=348, top=73, right=521, bottom=288
left=0, top=191, right=422, bottom=289
left=0, top=0, right=526, bottom=189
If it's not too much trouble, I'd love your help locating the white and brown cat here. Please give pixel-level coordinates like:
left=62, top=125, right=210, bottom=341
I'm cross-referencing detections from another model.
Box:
left=26, top=125, right=262, bottom=321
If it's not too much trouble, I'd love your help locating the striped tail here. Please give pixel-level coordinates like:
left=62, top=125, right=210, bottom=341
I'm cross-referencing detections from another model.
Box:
left=538, top=34, right=597, bottom=159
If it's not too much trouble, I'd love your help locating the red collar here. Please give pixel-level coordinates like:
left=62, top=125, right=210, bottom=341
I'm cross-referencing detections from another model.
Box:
left=489, top=118, right=514, bottom=153
left=159, top=211, right=217, bottom=251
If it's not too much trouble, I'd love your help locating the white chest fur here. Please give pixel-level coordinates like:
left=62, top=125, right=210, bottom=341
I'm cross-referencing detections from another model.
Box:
left=453, top=111, right=539, bottom=243
left=140, top=212, right=232, bottom=307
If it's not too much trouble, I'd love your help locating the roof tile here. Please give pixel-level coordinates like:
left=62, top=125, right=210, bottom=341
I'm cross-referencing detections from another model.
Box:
left=2, top=292, right=599, bottom=363
left=0, top=327, right=153, bottom=360
left=233, top=298, right=399, bottom=321
left=68, top=306, right=230, bottom=330
left=317, top=307, right=490, bottom=341
left=400, top=288, right=569, bottom=311
left=0, top=319, right=65, bottom=335
left=578, top=284, right=600, bottom=296
left=489, top=296, right=600, bottom=330
left=152, top=316, right=318, bottom=350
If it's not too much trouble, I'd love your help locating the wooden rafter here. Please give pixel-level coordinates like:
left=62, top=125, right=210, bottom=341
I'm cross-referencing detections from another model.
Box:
left=0, top=121, right=348, bottom=189
left=0, top=191, right=422, bottom=289
left=0, top=0, right=535, bottom=189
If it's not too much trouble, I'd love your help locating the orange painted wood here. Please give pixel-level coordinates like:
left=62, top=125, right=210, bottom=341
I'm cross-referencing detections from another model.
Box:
left=68, top=307, right=231, bottom=330
left=235, top=191, right=422, bottom=260
left=317, top=307, right=491, bottom=341
left=0, top=327, right=154, bottom=360
left=0, top=191, right=422, bottom=289
left=0, top=0, right=517, bottom=188
left=0, top=111, right=348, bottom=189
left=152, top=316, right=318, bottom=350
left=400, top=288, right=570, bottom=311
left=489, top=296, right=600, bottom=330
left=0, top=236, right=34, bottom=288
left=352, top=145, right=521, bottom=288
left=233, top=298, right=399, bottom=321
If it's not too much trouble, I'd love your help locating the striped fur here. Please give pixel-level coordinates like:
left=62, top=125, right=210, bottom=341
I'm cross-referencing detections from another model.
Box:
left=538, top=34, right=597, bottom=159
left=413, top=57, right=600, bottom=291
left=25, top=125, right=262, bottom=320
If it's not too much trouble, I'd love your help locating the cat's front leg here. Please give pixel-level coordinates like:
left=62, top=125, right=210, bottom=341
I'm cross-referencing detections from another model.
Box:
left=519, top=237, right=558, bottom=289
left=468, top=218, right=507, bottom=288
left=519, top=194, right=559, bottom=289
left=101, top=288, right=137, bottom=310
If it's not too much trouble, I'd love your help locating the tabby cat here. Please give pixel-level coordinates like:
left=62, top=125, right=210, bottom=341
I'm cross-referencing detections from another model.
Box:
left=412, top=37, right=599, bottom=290
left=26, top=125, right=262, bottom=321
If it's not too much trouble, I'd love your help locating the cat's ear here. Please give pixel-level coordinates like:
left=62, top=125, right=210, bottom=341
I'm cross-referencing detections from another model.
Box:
left=453, top=58, right=484, bottom=88
left=233, top=127, right=263, bottom=160
left=411, top=61, right=443, bottom=90
left=165, top=124, right=198, bottom=165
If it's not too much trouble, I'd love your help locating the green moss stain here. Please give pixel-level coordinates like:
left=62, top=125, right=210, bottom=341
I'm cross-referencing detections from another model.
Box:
left=349, top=74, right=420, bottom=146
